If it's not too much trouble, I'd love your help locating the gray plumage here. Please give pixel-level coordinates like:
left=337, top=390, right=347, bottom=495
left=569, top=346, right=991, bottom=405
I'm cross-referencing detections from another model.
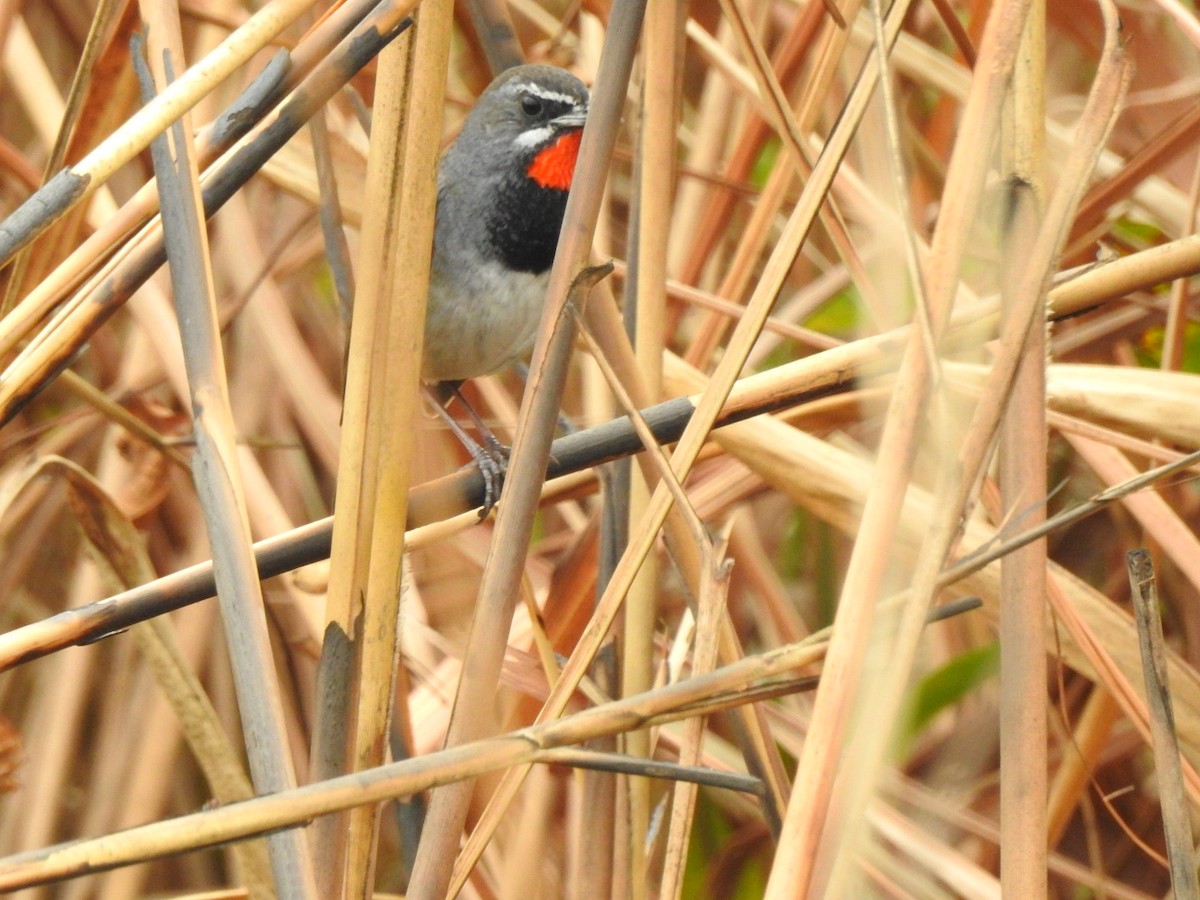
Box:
left=423, top=65, right=589, bottom=382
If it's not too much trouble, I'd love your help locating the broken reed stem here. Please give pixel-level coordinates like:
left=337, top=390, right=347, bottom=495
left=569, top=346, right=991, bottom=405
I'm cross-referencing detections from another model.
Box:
left=0, top=0, right=385, bottom=357
left=1127, top=550, right=1200, bottom=898
left=134, top=27, right=316, bottom=898
left=0, top=0, right=321, bottom=265
left=0, top=2, right=415, bottom=427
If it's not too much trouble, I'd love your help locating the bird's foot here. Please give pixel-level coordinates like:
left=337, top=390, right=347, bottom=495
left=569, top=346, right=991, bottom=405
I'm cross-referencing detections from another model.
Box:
left=466, top=436, right=509, bottom=519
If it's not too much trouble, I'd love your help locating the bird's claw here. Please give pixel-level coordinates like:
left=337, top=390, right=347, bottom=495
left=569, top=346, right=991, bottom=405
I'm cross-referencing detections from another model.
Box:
left=469, top=440, right=509, bottom=518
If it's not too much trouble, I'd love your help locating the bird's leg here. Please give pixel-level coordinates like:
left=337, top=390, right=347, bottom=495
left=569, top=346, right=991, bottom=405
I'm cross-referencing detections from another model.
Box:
left=444, top=381, right=510, bottom=461
left=425, top=381, right=508, bottom=516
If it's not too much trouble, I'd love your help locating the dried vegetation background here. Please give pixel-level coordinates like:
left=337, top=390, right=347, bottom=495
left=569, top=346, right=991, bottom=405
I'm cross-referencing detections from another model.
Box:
left=1, top=0, right=1200, bottom=897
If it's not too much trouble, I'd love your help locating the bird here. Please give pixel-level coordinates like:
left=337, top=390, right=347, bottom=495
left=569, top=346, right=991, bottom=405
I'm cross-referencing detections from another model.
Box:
left=421, top=64, right=589, bottom=510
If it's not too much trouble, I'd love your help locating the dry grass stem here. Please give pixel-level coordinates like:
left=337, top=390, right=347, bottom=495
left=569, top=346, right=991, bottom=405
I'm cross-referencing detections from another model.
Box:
left=997, top=11, right=1049, bottom=892
left=412, top=10, right=647, bottom=897
left=312, top=4, right=452, bottom=894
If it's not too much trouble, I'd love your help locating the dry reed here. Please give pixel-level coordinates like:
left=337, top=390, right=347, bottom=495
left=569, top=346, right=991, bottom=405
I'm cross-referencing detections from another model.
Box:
left=1, top=1, right=1200, bottom=898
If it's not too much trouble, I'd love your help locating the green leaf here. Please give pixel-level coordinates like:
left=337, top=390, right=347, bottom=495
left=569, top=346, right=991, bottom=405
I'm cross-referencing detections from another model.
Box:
left=803, top=286, right=862, bottom=338
left=777, top=509, right=838, bottom=629
left=902, top=640, right=999, bottom=743
left=1136, top=321, right=1200, bottom=373
left=1110, top=217, right=1165, bottom=247
left=751, top=138, right=780, bottom=189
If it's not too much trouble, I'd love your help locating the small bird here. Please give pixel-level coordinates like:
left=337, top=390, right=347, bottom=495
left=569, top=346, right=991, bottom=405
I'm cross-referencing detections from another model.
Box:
left=422, top=64, right=589, bottom=507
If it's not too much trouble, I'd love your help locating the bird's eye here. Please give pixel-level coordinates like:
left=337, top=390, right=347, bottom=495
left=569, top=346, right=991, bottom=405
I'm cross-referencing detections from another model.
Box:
left=520, top=95, right=544, bottom=117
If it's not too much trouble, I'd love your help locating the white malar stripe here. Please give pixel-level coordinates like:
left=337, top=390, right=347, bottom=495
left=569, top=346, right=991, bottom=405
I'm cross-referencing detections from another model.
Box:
left=512, top=124, right=556, bottom=149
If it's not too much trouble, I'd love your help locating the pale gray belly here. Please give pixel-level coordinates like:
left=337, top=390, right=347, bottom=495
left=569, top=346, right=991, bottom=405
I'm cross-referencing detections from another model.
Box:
left=422, top=260, right=548, bottom=382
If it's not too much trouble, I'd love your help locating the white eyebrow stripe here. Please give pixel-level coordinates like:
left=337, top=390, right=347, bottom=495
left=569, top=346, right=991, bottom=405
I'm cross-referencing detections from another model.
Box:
left=512, top=124, right=556, bottom=149
left=513, top=84, right=581, bottom=107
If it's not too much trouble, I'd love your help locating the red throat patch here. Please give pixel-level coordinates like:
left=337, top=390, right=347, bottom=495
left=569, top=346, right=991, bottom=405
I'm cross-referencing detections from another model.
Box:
left=526, top=130, right=582, bottom=191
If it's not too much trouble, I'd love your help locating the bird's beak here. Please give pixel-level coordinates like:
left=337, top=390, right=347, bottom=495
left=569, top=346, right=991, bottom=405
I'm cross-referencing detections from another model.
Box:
left=552, top=109, right=588, bottom=131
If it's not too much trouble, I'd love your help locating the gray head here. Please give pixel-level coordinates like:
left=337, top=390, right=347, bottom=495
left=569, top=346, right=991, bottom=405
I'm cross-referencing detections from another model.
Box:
left=441, top=64, right=589, bottom=188
left=436, top=65, right=589, bottom=275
